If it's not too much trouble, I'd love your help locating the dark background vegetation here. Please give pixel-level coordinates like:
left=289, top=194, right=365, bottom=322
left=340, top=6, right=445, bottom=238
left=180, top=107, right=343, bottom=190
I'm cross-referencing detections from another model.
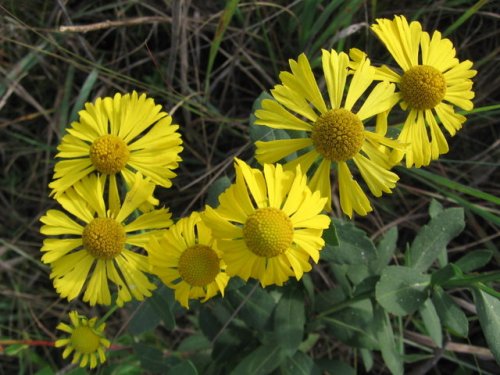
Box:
left=1, top=0, right=498, bottom=373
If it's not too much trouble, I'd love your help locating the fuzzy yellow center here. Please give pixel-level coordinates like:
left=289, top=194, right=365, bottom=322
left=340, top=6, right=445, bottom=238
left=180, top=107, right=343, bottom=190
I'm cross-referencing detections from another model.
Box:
left=311, top=108, right=364, bottom=162
left=400, top=65, right=446, bottom=110
left=89, top=135, right=130, bottom=174
left=243, top=207, right=293, bottom=258
left=178, top=245, right=220, bottom=287
left=71, top=326, right=101, bottom=354
left=82, top=218, right=125, bottom=259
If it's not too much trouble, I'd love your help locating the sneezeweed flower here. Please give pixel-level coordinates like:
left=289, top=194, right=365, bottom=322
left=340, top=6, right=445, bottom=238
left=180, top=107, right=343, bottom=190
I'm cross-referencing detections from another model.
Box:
left=370, top=15, right=476, bottom=167
left=55, top=311, right=110, bottom=369
left=49, top=91, right=183, bottom=199
left=40, top=173, right=173, bottom=306
left=203, top=159, right=330, bottom=287
left=147, top=211, right=229, bottom=308
left=254, top=50, right=404, bottom=217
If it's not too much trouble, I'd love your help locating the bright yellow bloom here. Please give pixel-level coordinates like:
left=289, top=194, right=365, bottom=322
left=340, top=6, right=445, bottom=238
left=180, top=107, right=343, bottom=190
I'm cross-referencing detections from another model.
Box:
left=147, top=211, right=229, bottom=308
left=203, top=159, right=330, bottom=287
left=370, top=15, right=476, bottom=167
left=55, top=311, right=110, bottom=369
left=254, top=50, right=404, bottom=217
left=49, top=91, right=183, bottom=199
left=40, top=173, right=172, bottom=306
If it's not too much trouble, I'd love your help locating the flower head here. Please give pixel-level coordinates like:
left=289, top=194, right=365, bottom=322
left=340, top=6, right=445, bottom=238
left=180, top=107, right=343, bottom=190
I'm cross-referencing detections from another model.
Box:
left=147, top=211, right=229, bottom=308
left=49, top=91, right=183, bottom=197
left=40, top=173, right=173, bottom=306
left=254, top=50, right=404, bottom=217
left=370, top=15, right=476, bottom=167
left=55, top=311, right=110, bottom=369
left=203, top=159, right=330, bottom=287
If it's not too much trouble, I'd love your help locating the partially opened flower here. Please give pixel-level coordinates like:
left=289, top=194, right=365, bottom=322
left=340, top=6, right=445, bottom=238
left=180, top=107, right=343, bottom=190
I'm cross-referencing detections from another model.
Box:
left=49, top=91, right=183, bottom=198
left=254, top=50, right=404, bottom=217
left=203, top=159, right=330, bottom=287
left=370, top=15, right=476, bottom=167
left=55, top=311, right=110, bottom=369
left=147, top=211, right=229, bottom=308
left=40, top=173, right=172, bottom=306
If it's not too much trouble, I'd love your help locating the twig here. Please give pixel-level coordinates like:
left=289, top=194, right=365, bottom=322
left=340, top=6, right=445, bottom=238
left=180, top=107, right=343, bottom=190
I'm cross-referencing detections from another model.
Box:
left=58, top=16, right=172, bottom=33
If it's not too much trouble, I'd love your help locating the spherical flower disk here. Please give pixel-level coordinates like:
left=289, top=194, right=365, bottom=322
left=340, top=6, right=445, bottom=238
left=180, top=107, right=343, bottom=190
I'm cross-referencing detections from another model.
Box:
left=49, top=91, right=183, bottom=198
left=147, top=212, right=229, bottom=308
left=254, top=50, right=404, bottom=217
left=370, top=15, right=476, bottom=167
left=55, top=311, right=111, bottom=369
left=40, top=172, right=173, bottom=306
left=203, top=158, right=331, bottom=287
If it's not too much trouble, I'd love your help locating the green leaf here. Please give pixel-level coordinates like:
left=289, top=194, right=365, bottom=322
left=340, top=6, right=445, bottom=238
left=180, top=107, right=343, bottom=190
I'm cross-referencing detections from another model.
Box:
left=229, top=344, right=286, bottom=375
left=428, top=199, right=444, bottom=218
left=407, top=207, right=464, bottom=272
left=371, top=227, right=398, bottom=274
left=373, top=305, right=403, bottom=375
left=455, top=249, right=494, bottom=273
left=322, top=299, right=379, bottom=349
left=473, top=288, right=500, bottom=364
left=133, top=344, right=180, bottom=373
left=206, top=176, right=232, bottom=208
left=432, top=287, right=469, bottom=338
left=323, top=220, right=339, bottom=247
left=128, top=286, right=175, bottom=334
left=431, top=264, right=463, bottom=286
left=322, top=219, right=376, bottom=266
left=360, top=348, right=374, bottom=372
left=376, top=266, right=431, bottom=316
left=167, top=360, right=198, bottom=375
left=274, top=287, right=305, bottom=355
left=178, top=334, right=211, bottom=352
left=226, top=283, right=275, bottom=331
left=419, top=299, right=443, bottom=347
left=315, top=359, right=355, bottom=375
left=69, top=68, right=99, bottom=124
left=280, top=351, right=320, bottom=375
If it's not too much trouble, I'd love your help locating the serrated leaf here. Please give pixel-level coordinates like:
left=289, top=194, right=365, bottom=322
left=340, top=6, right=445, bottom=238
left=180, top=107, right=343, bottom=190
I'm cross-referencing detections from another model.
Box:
left=206, top=176, right=232, bottom=208
left=408, top=208, right=464, bottom=272
left=322, top=219, right=376, bottom=266
left=376, top=266, right=430, bottom=316
left=373, top=305, right=403, bottom=375
left=473, top=288, right=500, bottom=364
left=280, top=351, right=320, bottom=375
left=229, top=344, right=286, bottom=375
left=419, top=299, right=442, bottom=347
left=432, top=287, right=468, bottom=338
left=455, top=250, right=494, bottom=273
left=274, top=287, right=305, bottom=355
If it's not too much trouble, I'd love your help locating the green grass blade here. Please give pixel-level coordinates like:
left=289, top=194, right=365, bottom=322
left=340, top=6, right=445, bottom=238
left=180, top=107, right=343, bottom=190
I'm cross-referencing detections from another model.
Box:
left=443, top=0, right=489, bottom=37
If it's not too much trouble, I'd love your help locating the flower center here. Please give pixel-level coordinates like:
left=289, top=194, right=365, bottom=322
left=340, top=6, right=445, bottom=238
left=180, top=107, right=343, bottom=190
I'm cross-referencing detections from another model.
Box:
left=311, top=108, right=364, bottom=162
left=82, top=218, right=125, bottom=259
left=70, top=326, right=101, bottom=354
left=89, top=135, right=130, bottom=174
left=178, top=245, right=220, bottom=287
left=243, top=207, right=293, bottom=258
left=400, top=65, right=446, bottom=110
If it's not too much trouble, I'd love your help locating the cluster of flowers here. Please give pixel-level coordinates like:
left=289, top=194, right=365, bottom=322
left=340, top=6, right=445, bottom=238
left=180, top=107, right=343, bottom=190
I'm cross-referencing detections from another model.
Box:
left=40, top=16, right=475, bottom=369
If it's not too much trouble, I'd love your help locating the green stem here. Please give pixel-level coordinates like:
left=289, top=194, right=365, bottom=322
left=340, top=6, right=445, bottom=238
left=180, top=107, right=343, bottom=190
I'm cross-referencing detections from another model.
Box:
left=475, top=282, right=500, bottom=299
left=442, top=271, right=500, bottom=288
left=97, top=304, right=118, bottom=326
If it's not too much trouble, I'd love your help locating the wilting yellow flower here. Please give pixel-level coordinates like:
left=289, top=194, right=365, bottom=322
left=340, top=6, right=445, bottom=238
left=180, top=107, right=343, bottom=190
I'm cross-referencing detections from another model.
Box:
left=40, top=173, right=172, bottom=306
left=49, top=91, right=183, bottom=198
left=55, top=311, right=110, bottom=369
left=254, top=50, right=404, bottom=217
left=147, top=211, right=229, bottom=308
left=370, top=15, right=476, bottom=167
left=203, top=159, right=330, bottom=287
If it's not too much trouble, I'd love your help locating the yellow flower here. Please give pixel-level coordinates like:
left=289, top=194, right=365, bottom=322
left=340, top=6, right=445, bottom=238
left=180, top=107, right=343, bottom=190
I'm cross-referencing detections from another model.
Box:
left=49, top=91, right=183, bottom=199
left=370, top=15, right=476, bottom=167
left=147, top=211, right=229, bottom=308
left=254, top=50, right=403, bottom=217
left=203, top=159, right=330, bottom=287
left=55, top=311, right=110, bottom=369
left=40, top=173, right=172, bottom=306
